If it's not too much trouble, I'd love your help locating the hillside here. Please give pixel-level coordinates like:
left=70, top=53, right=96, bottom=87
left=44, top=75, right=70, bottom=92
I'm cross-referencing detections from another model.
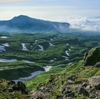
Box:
left=0, top=47, right=100, bottom=99
left=0, top=15, right=70, bottom=33
left=25, top=47, right=100, bottom=99
left=0, top=33, right=100, bottom=80
left=0, top=33, right=100, bottom=98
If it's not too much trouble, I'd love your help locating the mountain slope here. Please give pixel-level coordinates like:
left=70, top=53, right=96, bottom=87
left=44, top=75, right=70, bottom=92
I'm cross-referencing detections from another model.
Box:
left=0, top=15, right=70, bottom=33
left=25, top=47, right=100, bottom=99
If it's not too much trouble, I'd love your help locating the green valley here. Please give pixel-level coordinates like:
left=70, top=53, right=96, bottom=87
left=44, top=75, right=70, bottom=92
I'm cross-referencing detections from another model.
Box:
left=0, top=32, right=100, bottom=98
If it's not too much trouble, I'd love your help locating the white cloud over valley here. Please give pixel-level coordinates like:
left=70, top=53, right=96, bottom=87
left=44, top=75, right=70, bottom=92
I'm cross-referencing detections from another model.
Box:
left=47, top=16, right=100, bottom=32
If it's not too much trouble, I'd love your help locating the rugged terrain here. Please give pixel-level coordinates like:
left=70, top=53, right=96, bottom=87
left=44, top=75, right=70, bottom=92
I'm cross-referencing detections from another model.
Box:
left=0, top=47, right=100, bottom=99
left=0, top=32, right=100, bottom=98
left=29, top=47, right=100, bottom=99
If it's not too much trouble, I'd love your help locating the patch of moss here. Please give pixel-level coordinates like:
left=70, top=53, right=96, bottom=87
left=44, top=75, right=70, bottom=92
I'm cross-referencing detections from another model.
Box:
left=84, top=47, right=100, bottom=66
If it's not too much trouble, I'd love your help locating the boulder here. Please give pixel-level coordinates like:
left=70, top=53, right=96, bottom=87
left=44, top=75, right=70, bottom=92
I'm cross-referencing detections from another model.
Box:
left=56, top=95, right=63, bottom=99
left=17, top=81, right=27, bottom=94
left=82, top=83, right=88, bottom=88
left=95, top=83, right=100, bottom=90
left=30, top=91, right=43, bottom=99
left=7, top=80, right=15, bottom=85
left=49, top=75, right=55, bottom=83
left=82, top=82, right=91, bottom=89
left=67, top=75, right=77, bottom=84
left=67, top=75, right=77, bottom=81
left=12, top=84, right=19, bottom=91
left=79, top=87, right=89, bottom=97
left=8, top=88, right=14, bottom=92
left=84, top=47, right=100, bottom=66
left=88, top=76, right=100, bottom=86
left=94, top=62, right=100, bottom=67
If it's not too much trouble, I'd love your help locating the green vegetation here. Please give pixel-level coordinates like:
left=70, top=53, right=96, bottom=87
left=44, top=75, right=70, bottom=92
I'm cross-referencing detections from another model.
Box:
left=25, top=66, right=66, bottom=89
left=28, top=58, right=100, bottom=98
left=0, top=33, right=100, bottom=79
left=0, top=32, right=100, bottom=80
left=84, top=47, right=100, bottom=66
left=0, top=32, right=100, bottom=98
left=0, top=61, right=44, bottom=80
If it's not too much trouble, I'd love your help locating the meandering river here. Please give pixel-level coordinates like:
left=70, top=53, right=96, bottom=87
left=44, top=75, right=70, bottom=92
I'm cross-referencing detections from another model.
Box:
left=13, top=66, right=52, bottom=82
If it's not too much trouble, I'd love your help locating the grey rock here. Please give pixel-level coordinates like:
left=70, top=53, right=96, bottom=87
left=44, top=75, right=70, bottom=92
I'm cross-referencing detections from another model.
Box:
left=94, top=62, right=100, bottom=67
left=79, top=87, right=89, bottom=97
left=88, top=76, right=100, bottom=87
left=8, top=88, right=14, bottom=92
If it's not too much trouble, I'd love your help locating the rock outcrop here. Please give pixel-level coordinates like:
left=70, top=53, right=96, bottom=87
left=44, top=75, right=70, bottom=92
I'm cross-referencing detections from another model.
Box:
left=0, top=79, right=29, bottom=99
left=84, top=47, right=100, bottom=66
left=1, top=47, right=100, bottom=99
left=32, top=47, right=100, bottom=99
left=88, top=76, right=100, bottom=90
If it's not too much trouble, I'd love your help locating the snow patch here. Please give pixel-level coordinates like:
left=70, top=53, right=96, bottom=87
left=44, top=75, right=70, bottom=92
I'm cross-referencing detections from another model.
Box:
left=38, top=45, right=44, bottom=50
left=21, top=43, right=28, bottom=51
left=49, top=43, right=54, bottom=46
left=43, top=66, right=52, bottom=72
left=2, top=43, right=9, bottom=47
left=65, top=50, right=69, bottom=56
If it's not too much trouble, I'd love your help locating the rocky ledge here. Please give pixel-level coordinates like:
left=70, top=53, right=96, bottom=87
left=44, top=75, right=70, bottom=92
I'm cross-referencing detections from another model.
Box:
left=0, top=79, right=31, bottom=99
left=30, top=47, right=100, bottom=99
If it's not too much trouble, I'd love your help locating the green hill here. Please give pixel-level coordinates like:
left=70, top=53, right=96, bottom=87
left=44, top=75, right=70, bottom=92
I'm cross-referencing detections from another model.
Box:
left=25, top=47, right=100, bottom=99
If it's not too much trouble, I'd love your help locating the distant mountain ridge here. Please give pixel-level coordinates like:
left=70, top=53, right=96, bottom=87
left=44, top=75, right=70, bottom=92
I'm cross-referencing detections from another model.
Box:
left=0, top=15, right=70, bottom=33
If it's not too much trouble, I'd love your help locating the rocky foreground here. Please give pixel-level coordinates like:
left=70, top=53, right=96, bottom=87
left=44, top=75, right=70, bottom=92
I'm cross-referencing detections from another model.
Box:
left=0, top=47, right=100, bottom=99
left=31, top=47, right=100, bottom=99
left=0, top=79, right=30, bottom=99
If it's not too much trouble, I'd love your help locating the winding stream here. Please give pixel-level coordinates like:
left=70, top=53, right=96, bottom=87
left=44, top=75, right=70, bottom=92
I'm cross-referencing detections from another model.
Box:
left=13, top=66, right=52, bottom=82
left=22, top=60, right=35, bottom=63
left=0, top=46, right=5, bottom=52
left=0, top=58, right=35, bottom=64
left=0, top=57, right=71, bottom=82
left=14, top=71, right=43, bottom=82
left=0, top=58, right=17, bottom=62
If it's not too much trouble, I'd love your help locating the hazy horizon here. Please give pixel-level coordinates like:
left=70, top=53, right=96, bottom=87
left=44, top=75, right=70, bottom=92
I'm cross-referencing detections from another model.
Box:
left=0, top=0, right=100, bottom=32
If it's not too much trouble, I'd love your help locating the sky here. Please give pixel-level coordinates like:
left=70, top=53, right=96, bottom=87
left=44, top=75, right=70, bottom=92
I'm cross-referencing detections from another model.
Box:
left=0, top=0, right=100, bottom=20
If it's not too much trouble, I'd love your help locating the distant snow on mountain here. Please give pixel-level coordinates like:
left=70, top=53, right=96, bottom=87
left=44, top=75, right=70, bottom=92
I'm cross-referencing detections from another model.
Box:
left=47, top=16, right=100, bottom=32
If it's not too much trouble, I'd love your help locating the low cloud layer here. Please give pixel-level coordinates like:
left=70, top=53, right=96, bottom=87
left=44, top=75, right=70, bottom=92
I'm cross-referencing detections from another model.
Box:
left=48, top=16, right=100, bottom=32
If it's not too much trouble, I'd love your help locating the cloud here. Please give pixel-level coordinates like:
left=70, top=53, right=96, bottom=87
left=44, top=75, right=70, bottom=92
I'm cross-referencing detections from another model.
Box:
left=47, top=16, right=100, bottom=32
